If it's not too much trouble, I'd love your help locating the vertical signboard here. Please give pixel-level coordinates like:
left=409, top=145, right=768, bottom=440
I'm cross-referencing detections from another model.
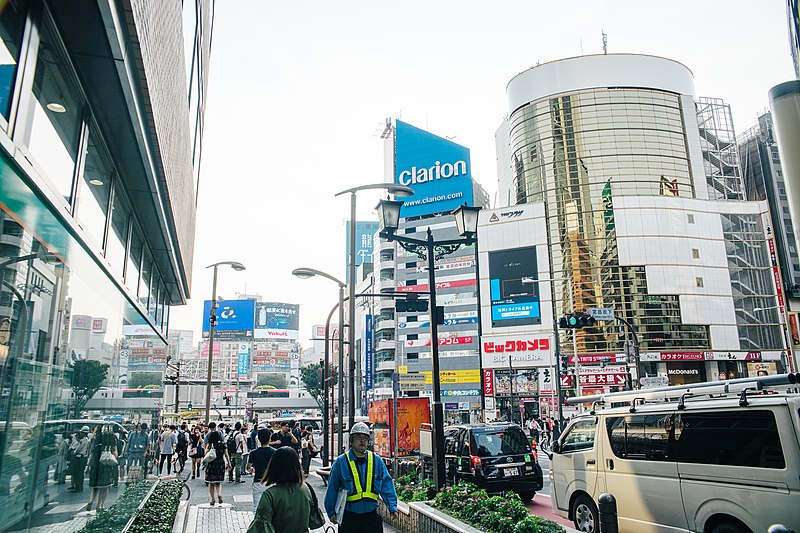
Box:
left=346, top=222, right=380, bottom=283
left=365, top=314, right=373, bottom=391
left=237, top=342, right=250, bottom=375
left=488, top=246, right=541, bottom=327
left=394, top=120, right=474, bottom=217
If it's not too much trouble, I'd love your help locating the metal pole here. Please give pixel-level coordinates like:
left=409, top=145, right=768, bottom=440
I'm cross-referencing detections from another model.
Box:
left=323, top=300, right=339, bottom=467
left=617, top=316, right=641, bottom=388
left=348, top=192, right=357, bottom=429
left=428, top=229, right=446, bottom=491
left=474, top=234, right=485, bottom=422
left=552, top=321, right=564, bottom=421
left=204, top=266, right=219, bottom=425
left=338, top=285, right=345, bottom=454
left=174, top=362, right=180, bottom=414
left=568, top=278, right=580, bottom=399
left=508, top=354, right=515, bottom=423
left=392, top=370, right=399, bottom=478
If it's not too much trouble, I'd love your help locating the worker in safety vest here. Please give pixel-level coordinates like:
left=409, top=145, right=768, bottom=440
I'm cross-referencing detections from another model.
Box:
left=324, top=422, right=398, bottom=532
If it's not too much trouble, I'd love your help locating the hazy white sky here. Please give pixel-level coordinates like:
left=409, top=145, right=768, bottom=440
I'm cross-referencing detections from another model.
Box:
left=169, top=0, right=797, bottom=348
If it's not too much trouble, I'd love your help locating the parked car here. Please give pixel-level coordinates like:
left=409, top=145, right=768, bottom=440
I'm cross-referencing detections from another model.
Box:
left=443, top=422, right=543, bottom=502
left=549, top=374, right=800, bottom=533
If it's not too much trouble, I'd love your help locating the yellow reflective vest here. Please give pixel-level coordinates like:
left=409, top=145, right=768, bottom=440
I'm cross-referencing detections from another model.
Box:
left=345, top=451, right=379, bottom=502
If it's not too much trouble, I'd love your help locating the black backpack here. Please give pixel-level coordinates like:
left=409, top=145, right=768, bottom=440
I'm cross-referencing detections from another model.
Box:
left=226, top=431, right=239, bottom=455
left=177, top=430, right=187, bottom=448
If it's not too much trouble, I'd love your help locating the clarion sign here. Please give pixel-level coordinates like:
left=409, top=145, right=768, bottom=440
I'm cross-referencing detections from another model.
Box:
left=398, top=160, right=467, bottom=186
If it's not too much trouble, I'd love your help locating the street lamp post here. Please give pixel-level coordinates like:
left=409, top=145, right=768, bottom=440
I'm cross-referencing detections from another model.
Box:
left=292, top=267, right=347, bottom=462
left=204, top=261, right=246, bottom=425
left=335, top=183, right=413, bottom=429
left=376, top=200, right=480, bottom=491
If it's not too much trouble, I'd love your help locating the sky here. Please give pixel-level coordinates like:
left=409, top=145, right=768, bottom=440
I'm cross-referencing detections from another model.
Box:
left=168, top=0, right=797, bottom=348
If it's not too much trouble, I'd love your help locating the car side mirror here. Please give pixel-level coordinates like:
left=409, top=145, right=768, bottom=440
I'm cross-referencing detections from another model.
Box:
left=551, top=441, right=561, bottom=454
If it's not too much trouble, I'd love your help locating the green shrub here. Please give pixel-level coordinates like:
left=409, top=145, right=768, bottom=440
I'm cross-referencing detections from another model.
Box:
left=127, top=480, right=183, bottom=533
left=394, top=472, right=435, bottom=502
left=431, top=482, right=565, bottom=533
left=79, top=481, right=154, bottom=533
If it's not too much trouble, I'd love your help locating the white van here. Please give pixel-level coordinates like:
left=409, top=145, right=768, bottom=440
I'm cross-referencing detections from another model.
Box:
left=549, top=374, right=800, bottom=533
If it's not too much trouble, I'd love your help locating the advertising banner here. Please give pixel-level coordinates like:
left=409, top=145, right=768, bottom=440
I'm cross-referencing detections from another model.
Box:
left=254, top=302, right=299, bottom=339
left=397, top=277, right=476, bottom=293
left=346, top=221, right=379, bottom=283
left=200, top=342, right=221, bottom=357
left=494, top=370, right=538, bottom=395
left=365, top=314, right=373, bottom=391
left=441, top=389, right=481, bottom=396
left=481, top=334, right=553, bottom=368
left=237, top=343, right=250, bottom=375
left=421, top=369, right=480, bottom=384
left=395, top=120, right=474, bottom=218
left=202, top=299, right=255, bottom=339
left=747, top=362, right=778, bottom=376
left=538, top=368, right=555, bottom=393
left=405, top=335, right=474, bottom=348
left=488, top=246, right=541, bottom=327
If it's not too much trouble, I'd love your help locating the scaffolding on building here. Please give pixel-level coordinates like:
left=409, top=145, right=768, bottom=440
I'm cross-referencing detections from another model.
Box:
left=696, top=97, right=745, bottom=201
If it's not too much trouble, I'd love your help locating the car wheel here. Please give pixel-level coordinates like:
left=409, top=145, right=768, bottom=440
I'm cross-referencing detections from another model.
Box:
left=711, top=523, right=751, bottom=533
left=571, top=494, right=598, bottom=533
left=516, top=490, right=536, bottom=502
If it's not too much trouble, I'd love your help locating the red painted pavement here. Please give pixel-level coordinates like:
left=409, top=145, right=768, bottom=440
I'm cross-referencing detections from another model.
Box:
left=526, top=494, right=574, bottom=529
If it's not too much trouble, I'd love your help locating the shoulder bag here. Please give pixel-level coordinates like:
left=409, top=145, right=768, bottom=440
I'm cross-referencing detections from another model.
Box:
left=202, top=444, right=217, bottom=464
left=100, top=446, right=118, bottom=467
left=306, top=481, right=326, bottom=529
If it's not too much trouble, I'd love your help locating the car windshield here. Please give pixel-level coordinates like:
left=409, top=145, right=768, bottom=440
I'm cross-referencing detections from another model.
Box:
left=473, top=428, right=529, bottom=457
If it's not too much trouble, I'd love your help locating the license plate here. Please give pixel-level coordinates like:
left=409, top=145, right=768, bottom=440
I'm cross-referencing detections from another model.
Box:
left=504, top=467, right=519, bottom=477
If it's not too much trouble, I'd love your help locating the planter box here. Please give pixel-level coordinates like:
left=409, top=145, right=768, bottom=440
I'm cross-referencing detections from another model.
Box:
left=379, top=500, right=484, bottom=533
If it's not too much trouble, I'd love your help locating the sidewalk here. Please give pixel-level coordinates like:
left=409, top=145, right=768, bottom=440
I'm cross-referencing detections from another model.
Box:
left=177, top=465, right=400, bottom=533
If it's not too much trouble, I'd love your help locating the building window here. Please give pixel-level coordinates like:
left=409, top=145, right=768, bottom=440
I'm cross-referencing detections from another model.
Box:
left=0, top=1, right=26, bottom=120
left=687, top=214, right=695, bottom=224
left=106, top=190, right=129, bottom=276
left=75, top=131, right=112, bottom=248
left=24, top=25, right=83, bottom=205
left=696, top=277, right=704, bottom=288
left=691, top=248, right=700, bottom=259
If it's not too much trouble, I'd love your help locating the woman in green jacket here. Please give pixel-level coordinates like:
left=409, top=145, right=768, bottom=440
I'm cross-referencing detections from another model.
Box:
left=247, top=447, right=318, bottom=533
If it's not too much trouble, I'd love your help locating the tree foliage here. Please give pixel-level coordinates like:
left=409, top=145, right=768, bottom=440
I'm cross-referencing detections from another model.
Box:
left=70, top=359, right=109, bottom=417
left=256, top=373, right=287, bottom=389
left=299, top=362, right=324, bottom=408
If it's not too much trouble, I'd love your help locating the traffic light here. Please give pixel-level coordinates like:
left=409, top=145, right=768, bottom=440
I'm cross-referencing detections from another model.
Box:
left=559, top=354, right=570, bottom=371
left=396, top=297, right=429, bottom=313
left=187, top=402, right=193, bottom=411
left=558, top=312, right=596, bottom=329
left=225, top=395, right=231, bottom=406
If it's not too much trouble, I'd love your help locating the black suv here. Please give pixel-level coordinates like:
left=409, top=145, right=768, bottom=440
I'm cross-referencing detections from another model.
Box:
left=443, top=422, right=543, bottom=501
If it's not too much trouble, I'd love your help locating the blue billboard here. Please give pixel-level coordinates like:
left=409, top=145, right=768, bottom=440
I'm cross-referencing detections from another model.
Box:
left=488, top=247, right=541, bottom=327
left=395, top=120, right=474, bottom=217
left=345, top=221, right=379, bottom=283
left=202, top=299, right=256, bottom=339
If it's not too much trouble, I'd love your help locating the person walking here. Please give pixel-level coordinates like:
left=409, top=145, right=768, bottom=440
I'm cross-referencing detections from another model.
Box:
left=247, top=428, right=275, bottom=513
left=324, top=422, right=398, bottom=533
left=300, top=425, right=315, bottom=475
left=126, top=423, right=149, bottom=481
left=87, top=426, right=117, bottom=511
left=175, top=423, right=189, bottom=474
left=240, top=423, right=250, bottom=477
left=68, top=426, right=90, bottom=492
left=189, top=427, right=204, bottom=479
left=246, top=447, right=317, bottom=533
left=204, top=430, right=230, bottom=506
left=227, top=422, right=246, bottom=483
left=158, top=425, right=178, bottom=476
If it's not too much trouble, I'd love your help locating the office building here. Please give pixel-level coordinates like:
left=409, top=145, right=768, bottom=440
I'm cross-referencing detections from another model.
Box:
left=492, top=55, right=786, bottom=418
left=0, top=1, right=215, bottom=529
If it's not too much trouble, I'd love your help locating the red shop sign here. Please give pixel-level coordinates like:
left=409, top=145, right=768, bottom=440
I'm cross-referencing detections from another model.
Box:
left=483, top=369, right=494, bottom=396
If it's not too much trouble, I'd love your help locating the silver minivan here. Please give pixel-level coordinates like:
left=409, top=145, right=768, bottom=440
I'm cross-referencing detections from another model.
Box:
left=549, top=376, right=800, bottom=533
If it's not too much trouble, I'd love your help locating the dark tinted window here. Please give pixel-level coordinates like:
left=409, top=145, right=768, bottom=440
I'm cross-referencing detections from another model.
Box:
left=560, top=418, right=596, bottom=453
left=444, top=429, right=459, bottom=455
left=675, top=410, right=785, bottom=468
left=472, top=426, right=529, bottom=457
left=606, top=415, right=672, bottom=461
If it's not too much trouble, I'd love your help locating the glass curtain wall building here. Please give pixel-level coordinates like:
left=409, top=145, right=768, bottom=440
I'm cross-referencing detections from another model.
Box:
left=0, top=1, right=214, bottom=531
left=497, top=54, right=785, bottom=385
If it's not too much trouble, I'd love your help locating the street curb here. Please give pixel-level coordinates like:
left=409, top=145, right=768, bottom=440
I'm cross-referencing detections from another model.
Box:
left=172, top=500, right=191, bottom=533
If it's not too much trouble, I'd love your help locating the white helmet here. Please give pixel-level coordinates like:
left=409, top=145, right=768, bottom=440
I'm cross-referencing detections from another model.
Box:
left=350, top=422, right=371, bottom=437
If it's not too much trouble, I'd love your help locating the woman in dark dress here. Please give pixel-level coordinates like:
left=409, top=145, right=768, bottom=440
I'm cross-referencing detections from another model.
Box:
left=189, top=427, right=204, bottom=479
left=204, top=430, right=230, bottom=506
left=87, top=425, right=117, bottom=511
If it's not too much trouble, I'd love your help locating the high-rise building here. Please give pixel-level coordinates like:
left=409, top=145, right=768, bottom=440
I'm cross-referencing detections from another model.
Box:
left=0, top=1, right=215, bottom=529
left=493, top=55, right=786, bottom=413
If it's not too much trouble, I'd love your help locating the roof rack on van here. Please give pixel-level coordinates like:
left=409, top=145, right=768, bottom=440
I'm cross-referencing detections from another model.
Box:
left=566, top=372, right=800, bottom=408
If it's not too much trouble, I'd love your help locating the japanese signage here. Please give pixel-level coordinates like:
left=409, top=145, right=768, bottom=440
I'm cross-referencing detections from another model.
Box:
left=483, top=369, right=494, bottom=396
left=405, top=336, right=473, bottom=348
left=420, top=369, right=480, bottom=384
left=481, top=334, right=553, bottom=368
left=237, top=343, right=250, bottom=375
left=538, top=368, right=554, bottom=393
left=441, top=389, right=480, bottom=396
left=365, top=314, right=373, bottom=391
left=488, top=246, right=541, bottom=327
left=345, top=221, right=379, bottom=283
left=254, top=302, right=300, bottom=339
left=397, top=277, right=476, bottom=293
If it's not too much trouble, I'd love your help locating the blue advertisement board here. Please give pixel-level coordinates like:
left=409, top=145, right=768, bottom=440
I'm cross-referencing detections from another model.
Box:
left=488, top=246, right=541, bottom=327
left=395, top=120, right=474, bottom=218
left=345, top=221, right=379, bottom=283
left=202, top=299, right=255, bottom=339
left=237, top=343, right=250, bottom=375
left=365, top=314, right=373, bottom=391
